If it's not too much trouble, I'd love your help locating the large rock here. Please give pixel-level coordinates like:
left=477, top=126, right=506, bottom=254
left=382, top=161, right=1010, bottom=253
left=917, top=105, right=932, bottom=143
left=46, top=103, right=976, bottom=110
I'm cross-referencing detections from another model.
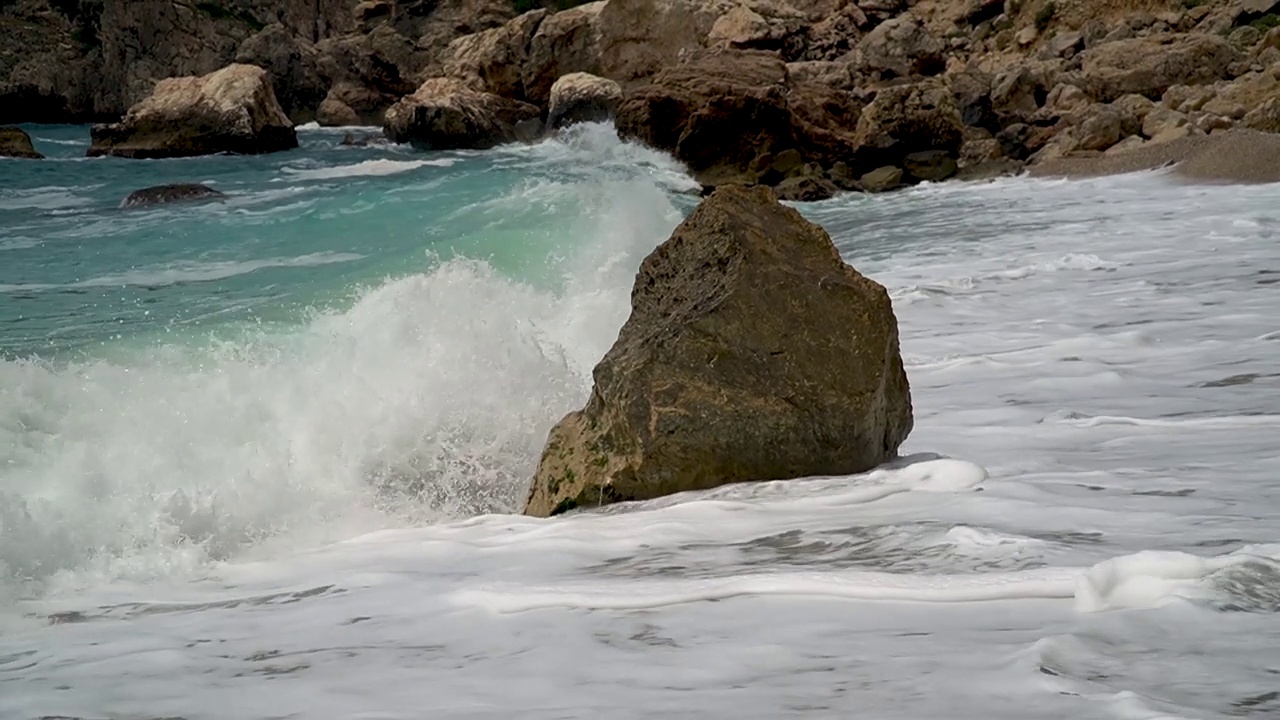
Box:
left=1, top=127, right=43, bottom=159
left=383, top=77, right=540, bottom=149
left=853, top=78, right=964, bottom=168
left=547, top=72, right=624, bottom=130
left=855, top=13, right=944, bottom=79
left=441, top=9, right=548, bottom=101
left=615, top=49, right=795, bottom=177
left=524, top=185, right=913, bottom=517
left=1078, top=34, right=1242, bottom=102
left=235, top=23, right=326, bottom=123
left=522, top=2, right=608, bottom=105
left=87, top=64, right=298, bottom=159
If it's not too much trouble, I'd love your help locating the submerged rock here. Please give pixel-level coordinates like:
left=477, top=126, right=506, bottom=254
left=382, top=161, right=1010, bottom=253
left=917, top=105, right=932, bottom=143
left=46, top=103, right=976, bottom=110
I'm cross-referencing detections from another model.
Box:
left=121, top=184, right=226, bottom=208
left=0, top=127, right=43, bottom=159
left=524, top=185, right=913, bottom=517
left=87, top=64, right=298, bottom=159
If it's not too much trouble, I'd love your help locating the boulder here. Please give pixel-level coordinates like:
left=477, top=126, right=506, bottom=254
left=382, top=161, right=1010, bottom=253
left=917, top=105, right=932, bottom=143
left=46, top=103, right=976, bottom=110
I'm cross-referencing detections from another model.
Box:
left=1142, top=106, right=1189, bottom=138
left=852, top=78, right=965, bottom=168
left=902, top=149, right=958, bottom=181
left=1078, top=34, right=1242, bottom=102
left=547, top=72, right=624, bottom=130
left=121, top=183, right=226, bottom=208
left=235, top=24, right=326, bottom=123
left=523, top=185, right=912, bottom=517
left=855, top=13, right=945, bottom=79
left=775, top=172, right=839, bottom=201
left=316, top=97, right=362, bottom=127
left=0, top=127, right=43, bottom=159
left=861, top=165, right=903, bottom=192
left=441, top=10, right=549, bottom=101
left=87, top=64, right=298, bottom=159
left=615, top=49, right=795, bottom=178
left=1243, top=96, right=1280, bottom=133
left=383, top=77, right=541, bottom=149
left=522, top=2, right=607, bottom=105
left=320, top=82, right=391, bottom=125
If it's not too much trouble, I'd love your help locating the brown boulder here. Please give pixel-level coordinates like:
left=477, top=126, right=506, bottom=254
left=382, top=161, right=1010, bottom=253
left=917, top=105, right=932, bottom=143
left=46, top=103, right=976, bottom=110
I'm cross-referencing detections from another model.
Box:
left=235, top=24, right=326, bottom=123
left=441, top=9, right=549, bottom=101
left=0, top=127, right=43, bottom=159
left=383, top=77, right=541, bottom=149
left=547, top=72, right=624, bottom=130
left=1078, top=34, right=1241, bottom=102
left=87, top=64, right=297, bottom=159
left=853, top=78, right=964, bottom=167
left=615, top=49, right=795, bottom=176
left=522, top=2, right=608, bottom=105
left=1243, top=96, right=1280, bottom=133
left=316, top=97, right=362, bottom=127
left=523, top=185, right=912, bottom=517
left=855, top=13, right=945, bottom=79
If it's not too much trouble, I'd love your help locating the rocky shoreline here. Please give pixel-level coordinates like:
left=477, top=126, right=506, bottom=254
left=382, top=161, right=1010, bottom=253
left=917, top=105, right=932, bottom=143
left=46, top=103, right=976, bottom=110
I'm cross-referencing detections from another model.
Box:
left=5, top=0, right=1280, bottom=194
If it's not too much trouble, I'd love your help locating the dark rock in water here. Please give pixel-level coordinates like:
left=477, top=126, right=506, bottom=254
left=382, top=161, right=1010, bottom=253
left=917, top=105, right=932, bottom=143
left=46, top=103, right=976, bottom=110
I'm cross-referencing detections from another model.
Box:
left=903, top=150, right=959, bottom=182
left=88, top=64, right=298, bottom=159
left=513, top=117, right=545, bottom=144
left=122, top=184, right=226, bottom=208
left=0, top=127, right=43, bottom=159
left=861, top=165, right=903, bottom=193
left=524, top=185, right=913, bottom=517
left=340, top=132, right=390, bottom=146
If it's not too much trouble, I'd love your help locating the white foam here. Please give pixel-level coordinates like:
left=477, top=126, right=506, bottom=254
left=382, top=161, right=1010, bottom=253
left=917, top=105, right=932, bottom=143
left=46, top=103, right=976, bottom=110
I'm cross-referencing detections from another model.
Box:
left=452, top=567, right=1082, bottom=613
left=282, top=158, right=455, bottom=181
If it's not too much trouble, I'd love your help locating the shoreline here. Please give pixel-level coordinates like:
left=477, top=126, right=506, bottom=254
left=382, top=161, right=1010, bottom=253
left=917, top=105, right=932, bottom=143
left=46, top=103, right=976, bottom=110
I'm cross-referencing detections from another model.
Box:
left=1027, top=129, right=1280, bottom=185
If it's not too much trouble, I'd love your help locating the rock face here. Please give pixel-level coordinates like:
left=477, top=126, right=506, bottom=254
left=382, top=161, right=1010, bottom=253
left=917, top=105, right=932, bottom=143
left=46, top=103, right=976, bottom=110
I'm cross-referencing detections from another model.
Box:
left=87, top=64, right=297, bottom=159
left=547, top=72, right=624, bottom=130
left=524, top=185, right=913, bottom=517
left=383, top=77, right=540, bottom=149
left=121, top=183, right=227, bottom=208
left=0, top=127, right=43, bottom=159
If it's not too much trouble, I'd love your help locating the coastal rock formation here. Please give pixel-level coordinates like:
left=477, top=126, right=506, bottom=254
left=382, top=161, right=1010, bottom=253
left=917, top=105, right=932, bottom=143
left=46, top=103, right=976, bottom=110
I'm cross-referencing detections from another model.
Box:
left=87, top=64, right=298, bottom=159
left=383, top=77, right=540, bottom=149
left=0, top=127, right=43, bottom=159
left=524, top=185, right=913, bottom=517
left=547, top=72, right=624, bottom=130
left=121, top=183, right=227, bottom=208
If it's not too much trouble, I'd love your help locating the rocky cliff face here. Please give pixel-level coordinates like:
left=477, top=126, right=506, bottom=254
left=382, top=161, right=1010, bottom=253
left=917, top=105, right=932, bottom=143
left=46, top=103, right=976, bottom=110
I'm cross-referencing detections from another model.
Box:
left=0, top=0, right=512, bottom=123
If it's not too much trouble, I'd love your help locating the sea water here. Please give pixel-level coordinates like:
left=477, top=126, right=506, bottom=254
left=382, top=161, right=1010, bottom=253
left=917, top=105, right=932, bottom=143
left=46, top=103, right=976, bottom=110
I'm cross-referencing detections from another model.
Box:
left=1, top=123, right=1278, bottom=719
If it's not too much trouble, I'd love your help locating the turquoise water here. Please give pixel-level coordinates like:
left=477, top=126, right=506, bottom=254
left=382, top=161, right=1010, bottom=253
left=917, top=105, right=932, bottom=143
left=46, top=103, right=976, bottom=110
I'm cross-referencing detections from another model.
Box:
left=1, top=124, right=697, bottom=359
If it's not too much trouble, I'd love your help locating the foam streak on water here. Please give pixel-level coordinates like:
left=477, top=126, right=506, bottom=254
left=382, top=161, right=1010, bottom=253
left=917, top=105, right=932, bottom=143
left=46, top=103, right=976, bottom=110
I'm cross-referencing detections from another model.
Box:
left=2, top=128, right=1279, bottom=720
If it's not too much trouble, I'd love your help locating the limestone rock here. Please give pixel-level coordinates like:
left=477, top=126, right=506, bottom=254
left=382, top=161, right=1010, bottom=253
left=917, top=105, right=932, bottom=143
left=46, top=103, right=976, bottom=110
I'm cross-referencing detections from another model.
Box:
left=853, top=79, right=965, bottom=167
left=1142, top=106, right=1188, bottom=138
left=316, top=97, right=362, bottom=127
left=856, top=13, right=945, bottom=79
left=1243, top=96, right=1280, bottom=133
left=615, top=49, right=794, bottom=177
left=121, top=183, right=226, bottom=208
left=902, top=149, right=958, bottom=181
left=235, top=23, right=326, bottom=123
left=383, top=77, right=541, bottom=149
left=861, top=165, right=903, bottom=192
left=0, top=127, right=43, bottom=159
left=87, top=64, right=297, bottom=159
left=1079, top=34, right=1241, bottom=102
left=547, top=72, right=623, bottom=130
left=774, top=172, right=839, bottom=201
left=441, top=10, right=548, bottom=101
left=522, top=2, right=608, bottom=105
left=523, top=185, right=912, bottom=517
